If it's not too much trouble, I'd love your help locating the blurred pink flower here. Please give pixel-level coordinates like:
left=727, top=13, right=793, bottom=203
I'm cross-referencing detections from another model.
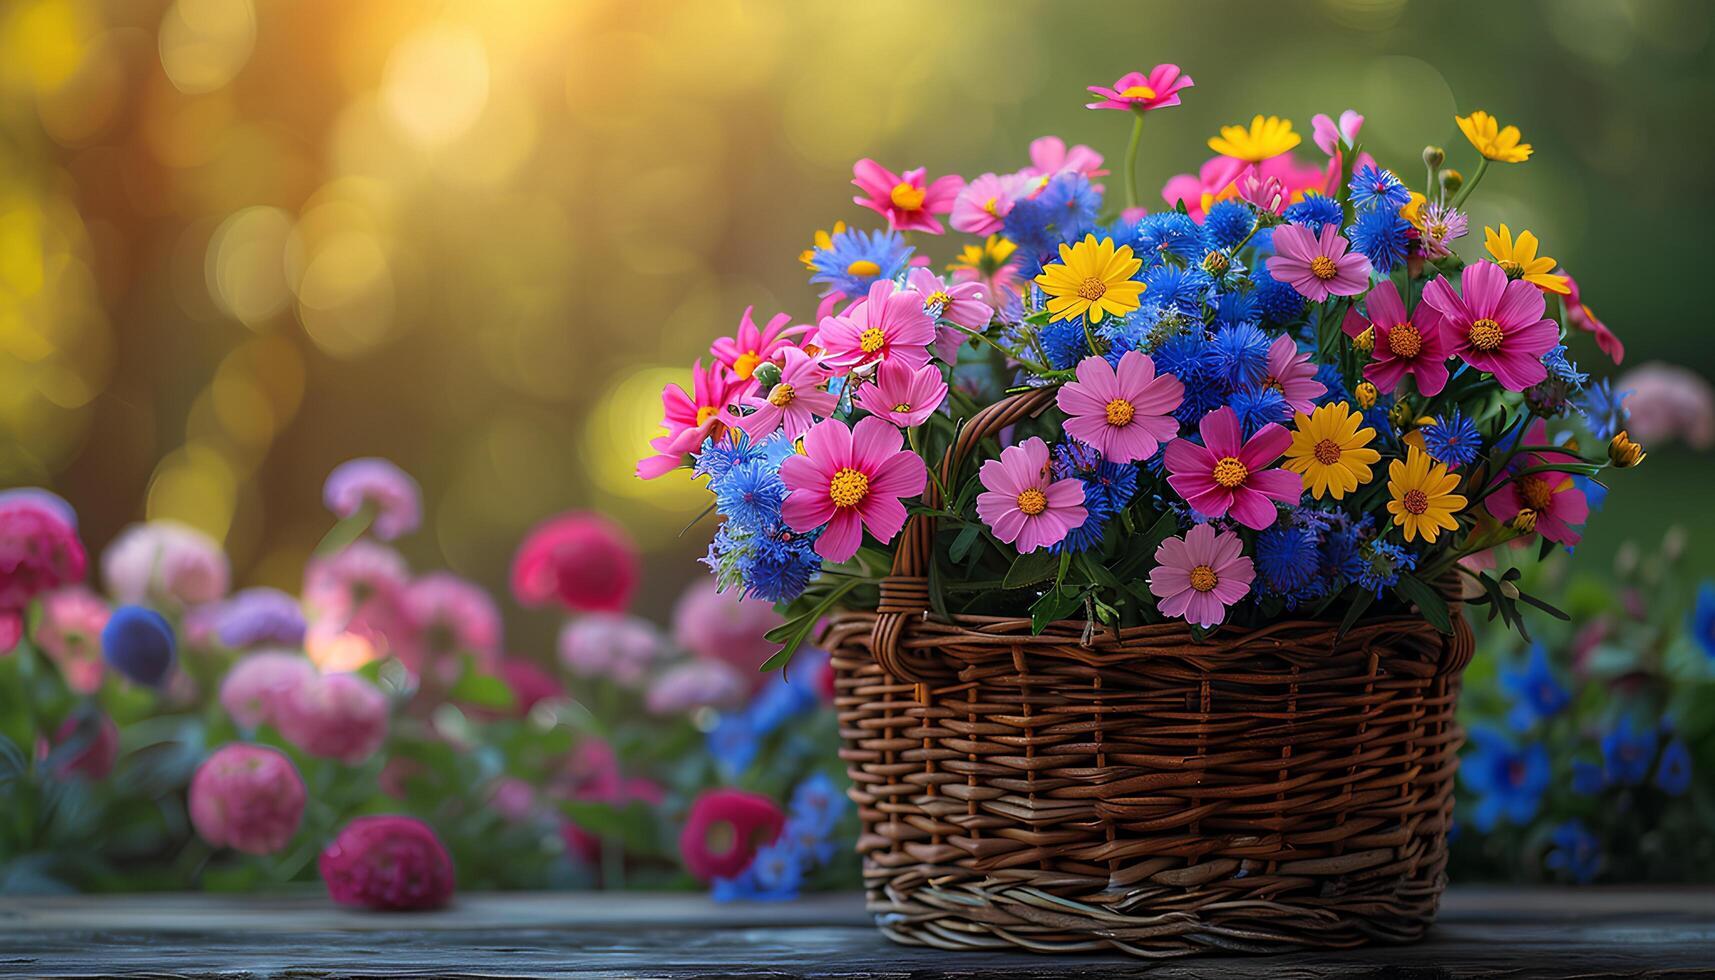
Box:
left=303, top=540, right=415, bottom=657
left=35, top=587, right=109, bottom=693
left=1615, top=363, right=1715, bottom=449
left=557, top=612, right=663, bottom=686
left=671, top=579, right=782, bottom=680
left=402, top=572, right=502, bottom=683
left=497, top=657, right=565, bottom=716
left=276, top=671, right=389, bottom=765
left=102, top=520, right=228, bottom=607
left=320, top=815, right=454, bottom=911
left=645, top=659, right=748, bottom=715
left=511, top=512, right=640, bottom=613
left=851, top=160, right=963, bottom=234
left=1160, top=156, right=1244, bottom=220
left=189, top=744, right=306, bottom=855
left=679, top=788, right=785, bottom=882
left=1561, top=270, right=1625, bottom=364
left=1022, top=136, right=1108, bottom=182
left=220, top=650, right=318, bottom=729
left=551, top=738, right=663, bottom=807
left=41, top=710, right=119, bottom=780
left=559, top=819, right=601, bottom=865
left=487, top=777, right=538, bottom=823
left=323, top=458, right=422, bottom=540
left=0, top=494, right=86, bottom=652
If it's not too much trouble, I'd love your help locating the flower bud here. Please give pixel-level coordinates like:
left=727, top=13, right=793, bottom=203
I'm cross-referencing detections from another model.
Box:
left=1422, top=145, right=1445, bottom=168
left=1355, top=381, right=1378, bottom=410
left=1608, top=430, right=1646, bottom=468
left=1500, top=579, right=1520, bottom=600
left=751, top=361, right=783, bottom=388
left=1439, top=169, right=1464, bottom=195
left=1200, top=250, right=1230, bottom=277
left=1389, top=399, right=1415, bottom=430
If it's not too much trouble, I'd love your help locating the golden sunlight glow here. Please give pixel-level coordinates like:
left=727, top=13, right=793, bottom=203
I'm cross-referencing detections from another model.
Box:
left=381, top=23, right=490, bottom=146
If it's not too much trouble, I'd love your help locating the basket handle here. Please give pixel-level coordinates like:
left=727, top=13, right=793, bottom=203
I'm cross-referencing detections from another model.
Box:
left=871, top=386, right=1058, bottom=681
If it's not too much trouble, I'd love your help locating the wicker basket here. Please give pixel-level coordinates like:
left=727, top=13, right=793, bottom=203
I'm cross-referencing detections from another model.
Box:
left=826, top=388, right=1474, bottom=958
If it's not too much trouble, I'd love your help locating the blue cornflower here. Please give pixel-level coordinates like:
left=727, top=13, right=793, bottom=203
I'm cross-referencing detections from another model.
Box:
left=1420, top=410, right=1482, bottom=468
left=737, top=526, right=821, bottom=602
left=1202, top=199, right=1255, bottom=251
left=1134, top=211, right=1204, bottom=264
left=1282, top=195, right=1342, bottom=234
left=1210, top=323, right=1272, bottom=390
left=1210, top=289, right=1258, bottom=330
left=1313, top=363, right=1350, bottom=406
left=1250, top=265, right=1306, bottom=323
left=1051, top=441, right=1138, bottom=511
left=745, top=838, right=806, bottom=900
left=1051, top=484, right=1114, bottom=555
left=1544, top=820, right=1601, bottom=884
left=1542, top=344, right=1588, bottom=387
left=788, top=772, right=847, bottom=840
left=1142, top=265, right=1212, bottom=316
left=808, top=228, right=912, bottom=297
left=1654, top=736, right=1692, bottom=795
left=1571, top=759, right=1607, bottom=795
left=1576, top=378, right=1630, bottom=440
left=1460, top=726, right=1550, bottom=832
left=215, top=587, right=306, bottom=649
left=101, top=605, right=176, bottom=687
left=1348, top=206, right=1411, bottom=275
left=1356, top=538, right=1415, bottom=598
left=1318, top=519, right=1369, bottom=584
left=1692, top=582, right=1715, bottom=660
left=749, top=672, right=819, bottom=736
left=695, top=432, right=792, bottom=483
left=1254, top=523, right=1320, bottom=596
left=1348, top=165, right=1410, bottom=212
left=1039, top=319, right=1133, bottom=370
left=712, top=460, right=788, bottom=532
left=1230, top=385, right=1290, bottom=437
left=1035, top=172, right=1102, bottom=242
left=1601, top=716, right=1656, bottom=785
left=1499, top=643, right=1570, bottom=731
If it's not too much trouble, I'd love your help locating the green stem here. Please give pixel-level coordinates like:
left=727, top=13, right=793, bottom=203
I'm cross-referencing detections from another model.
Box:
left=1450, top=157, right=1490, bottom=210
left=1337, top=141, right=1362, bottom=227
left=945, top=322, right=1053, bottom=375
left=1123, top=111, right=1145, bottom=212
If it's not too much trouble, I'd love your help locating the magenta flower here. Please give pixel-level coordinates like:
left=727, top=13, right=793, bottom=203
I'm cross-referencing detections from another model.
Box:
left=320, top=815, right=455, bottom=911
left=1148, top=522, right=1255, bottom=628
left=512, top=512, right=640, bottom=613
left=1261, top=334, right=1326, bottom=414
left=851, top=159, right=963, bottom=234
left=1485, top=420, right=1590, bottom=546
left=950, top=172, right=1024, bottom=236
left=0, top=493, right=86, bottom=651
left=735, top=346, right=836, bottom=442
left=815, top=279, right=936, bottom=376
left=906, top=267, right=989, bottom=364
left=1266, top=223, right=1372, bottom=302
left=1311, top=109, right=1364, bottom=156
left=1086, top=64, right=1194, bottom=111
left=975, top=437, right=1087, bottom=554
left=854, top=358, right=948, bottom=428
left=1164, top=406, right=1301, bottom=530
left=1023, top=135, right=1109, bottom=181
left=709, top=307, right=805, bottom=386
left=302, top=540, right=413, bottom=654
left=1342, top=280, right=1452, bottom=396
left=102, top=520, right=228, bottom=607
left=220, top=650, right=317, bottom=728
left=1236, top=165, right=1288, bottom=215
left=43, top=710, right=119, bottom=780
left=1421, top=261, right=1559, bottom=391
left=189, top=744, right=306, bottom=855
left=1161, top=155, right=1245, bottom=220
left=637, top=360, right=745, bottom=479
left=323, top=458, right=421, bottom=540
left=275, top=671, right=389, bottom=766
left=779, top=416, right=928, bottom=563
left=678, top=788, right=784, bottom=882
left=1056, top=351, right=1184, bottom=463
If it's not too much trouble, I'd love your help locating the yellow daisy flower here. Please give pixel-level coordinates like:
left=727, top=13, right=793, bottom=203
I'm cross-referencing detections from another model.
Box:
left=1282, top=402, right=1381, bottom=501
left=798, top=221, right=845, bottom=270
left=948, top=234, right=1017, bottom=276
left=1386, top=446, right=1468, bottom=544
left=1484, top=224, right=1571, bottom=295
left=1455, top=110, right=1531, bottom=163
left=1034, top=235, right=1144, bottom=324
left=1207, top=115, right=1300, bottom=163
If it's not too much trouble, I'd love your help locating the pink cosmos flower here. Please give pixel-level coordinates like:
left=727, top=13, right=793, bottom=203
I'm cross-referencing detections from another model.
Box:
left=1086, top=65, right=1194, bottom=112
left=1421, top=261, right=1558, bottom=392
left=1023, top=135, right=1109, bottom=181
left=1056, top=351, right=1184, bottom=463
left=1616, top=363, right=1714, bottom=449
left=780, top=416, right=928, bottom=563
left=637, top=360, right=745, bottom=479
left=1561, top=270, right=1624, bottom=364
left=320, top=815, right=455, bottom=911
left=220, top=650, right=318, bottom=728
left=950, top=172, right=1024, bottom=236
left=854, top=358, right=948, bottom=428
left=906, top=267, right=989, bottom=364
left=275, top=671, right=389, bottom=766
left=645, top=658, right=748, bottom=715
left=735, top=346, right=836, bottom=443
left=102, top=520, right=228, bottom=607
left=816, top=279, right=936, bottom=376
left=851, top=160, right=963, bottom=234
left=189, top=744, right=306, bottom=855
left=671, top=579, right=781, bottom=681
left=35, top=587, right=109, bottom=694
left=1484, top=421, right=1590, bottom=546
left=1148, top=522, right=1255, bottom=628
left=1311, top=109, right=1364, bottom=156
left=1260, top=334, right=1326, bottom=414
left=323, top=458, right=421, bottom=540
left=1266, top=223, right=1372, bottom=302
left=559, top=612, right=664, bottom=686
left=511, top=512, right=639, bottom=613
left=975, top=437, right=1087, bottom=554
left=1164, top=406, right=1301, bottom=530
left=709, top=307, right=806, bottom=386
left=679, top=788, right=785, bottom=882
left=1342, top=280, right=1452, bottom=396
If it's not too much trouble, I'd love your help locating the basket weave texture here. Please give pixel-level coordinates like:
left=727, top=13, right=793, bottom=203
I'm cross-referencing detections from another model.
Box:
left=827, top=388, right=1475, bottom=957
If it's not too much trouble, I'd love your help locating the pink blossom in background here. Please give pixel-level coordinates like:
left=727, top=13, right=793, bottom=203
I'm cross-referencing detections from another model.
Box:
left=219, top=650, right=318, bottom=728
left=779, top=416, right=928, bottom=563
left=552, top=738, right=664, bottom=807
left=1164, top=406, right=1301, bottom=530
left=402, top=572, right=502, bottom=683
left=558, top=612, right=663, bottom=686
left=320, top=815, right=454, bottom=911
left=974, top=437, right=1087, bottom=554
left=1056, top=351, right=1184, bottom=463
left=709, top=307, right=806, bottom=386
left=497, top=657, right=565, bottom=716
left=487, top=777, right=538, bottom=823
left=511, top=512, right=640, bottom=613
left=735, top=346, right=836, bottom=443
left=1616, top=363, right=1715, bottom=449
left=213, top=587, right=306, bottom=650
left=42, top=711, right=119, bottom=779
left=679, top=788, right=785, bottom=882
left=276, top=671, right=389, bottom=765
left=303, top=540, right=415, bottom=658
left=1421, top=261, right=1558, bottom=392
left=671, top=579, right=782, bottom=679
left=1148, top=523, right=1256, bottom=628
left=559, top=819, right=601, bottom=865
left=0, top=493, right=86, bottom=652
left=1023, top=136, right=1108, bottom=182
left=815, top=279, right=937, bottom=376
left=322, top=458, right=422, bottom=540
left=1261, top=334, right=1327, bottom=414
left=102, top=520, right=228, bottom=607
left=950, top=172, right=1024, bottom=235
left=1085, top=64, right=1194, bottom=112
left=1311, top=109, right=1364, bottom=156
left=646, top=658, right=748, bottom=715
left=1560, top=270, right=1625, bottom=364
left=1266, top=223, right=1373, bottom=302
left=636, top=361, right=745, bottom=480
left=189, top=744, right=306, bottom=855
left=853, top=358, right=948, bottom=428
left=1344, top=280, right=1452, bottom=397
left=35, top=587, right=109, bottom=693
left=850, top=160, right=963, bottom=234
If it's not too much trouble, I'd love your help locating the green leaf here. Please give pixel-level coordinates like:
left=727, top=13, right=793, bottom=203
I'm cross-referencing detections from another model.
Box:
left=1516, top=589, right=1572, bottom=621
left=761, top=579, right=861, bottom=671
left=1337, top=589, right=1375, bottom=641
left=1029, top=587, right=1083, bottom=635
left=313, top=501, right=377, bottom=557
left=1002, top=550, right=1058, bottom=589
left=948, top=524, right=980, bottom=564
left=1394, top=574, right=1453, bottom=635
left=449, top=659, right=515, bottom=711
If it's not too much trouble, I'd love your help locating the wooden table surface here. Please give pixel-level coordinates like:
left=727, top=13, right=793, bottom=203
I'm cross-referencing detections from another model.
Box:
left=2, top=887, right=1712, bottom=978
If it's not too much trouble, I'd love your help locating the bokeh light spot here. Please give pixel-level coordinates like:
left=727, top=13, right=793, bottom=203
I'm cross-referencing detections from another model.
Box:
left=295, top=232, right=397, bottom=358
left=381, top=24, right=490, bottom=147
left=157, top=0, right=255, bottom=94
left=206, top=205, right=293, bottom=327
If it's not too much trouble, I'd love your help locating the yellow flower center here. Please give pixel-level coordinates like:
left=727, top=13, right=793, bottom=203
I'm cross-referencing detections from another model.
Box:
left=924, top=290, right=951, bottom=316
left=1212, top=456, right=1248, bottom=488
left=982, top=196, right=1000, bottom=216
left=1402, top=488, right=1430, bottom=515
left=889, top=182, right=926, bottom=211
left=1263, top=376, right=1284, bottom=394
left=1189, top=564, right=1218, bottom=592
left=1202, top=251, right=1230, bottom=276
left=891, top=402, right=912, bottom=414
left=1468, top=318, right=1504, bottom=351
left=1498, top=259, right=1524, bottom=279
left=1388, top=321, right=1423, bottom=358
left=1016, top=488, right=1048, bottom=516
left=1077, top=276, right=1108, bottom=300
left=1104, top=398, right=1135, bottom=426
left=732, top=352, right=763, bottom=379
left=1353, top=326, right=1375, bottom=354
left=846, top=259, right=881, bottom=277
left=695, top=406, right=719, bottom=427
left=859, top=327, right=887, bottom=354
left=1355, top=381, right=1378, bottom=410
left=766, top=383, right=796, bottom=407
left=1519, top=475, right=1554, bottom=513
left=1119, top=84, right=1157, bottom=100
left=1428, top=221, right=1449, bottom=239
left=828, top=467, right=870, bottom=508
left=1313, top=439, right=1343, bottom=465
left=1309, top=255, right=1338, bottom=280
left=1511, top=508, right=1538, bottom=533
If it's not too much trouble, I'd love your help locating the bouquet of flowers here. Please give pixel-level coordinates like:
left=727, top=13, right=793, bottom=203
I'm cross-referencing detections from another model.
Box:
left=641, top=64, right=1638, bottom=659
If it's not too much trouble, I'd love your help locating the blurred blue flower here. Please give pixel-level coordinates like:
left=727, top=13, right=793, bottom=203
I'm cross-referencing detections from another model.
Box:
left=1691, top=582, right=1715, bottom=660
left=707, top=714, right=759, bottom=777
left=788, top=772, right=847, bottom=841
left=1499, top=643, right=1569, bottom=731
left=1544, top=820, right=1601, bottom=884
left=1601, top=716, right=1656, bottom=786
left=1654, top=737, right=1692, bottom=796
left=1571, top=759, right=1607, bottom=796
left=1460, top=726, right=1549, bottom=832
left=101, top=605, right=176, bottom=688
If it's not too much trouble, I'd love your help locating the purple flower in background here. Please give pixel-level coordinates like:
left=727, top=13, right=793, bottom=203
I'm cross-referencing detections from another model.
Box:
left=323, top=458, right=422, bottom=540
left=557, top=612, right=664, bottom=687
left=646, top=659, right=747, bottom=716
left=102, top=520, right=228, bottom=607
left=215, top=587, right=306, bottom=649
left=402, top=572, right=501, bottom=683
left=220, top=650, right=317, bottom=728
